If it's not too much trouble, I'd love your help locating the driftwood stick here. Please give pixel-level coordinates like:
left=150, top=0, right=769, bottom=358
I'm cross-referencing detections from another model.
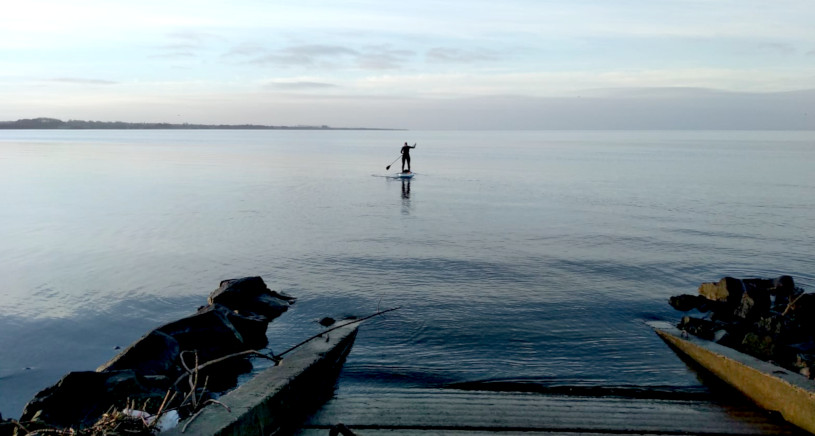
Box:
left=782, top=290, right=806, bottom=316
left=155, top=390, right=177, bottom=418
left=179, top=352, right=200, bottom=408
left=173, top=350, right=278, bottom=388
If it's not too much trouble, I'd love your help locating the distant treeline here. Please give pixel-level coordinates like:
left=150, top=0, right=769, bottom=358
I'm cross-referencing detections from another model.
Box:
left=0, top=117, right=398, bottom=130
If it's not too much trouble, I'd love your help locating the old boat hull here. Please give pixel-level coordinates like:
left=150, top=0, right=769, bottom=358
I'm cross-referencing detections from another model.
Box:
left=650, top=321, right=815, bottom=435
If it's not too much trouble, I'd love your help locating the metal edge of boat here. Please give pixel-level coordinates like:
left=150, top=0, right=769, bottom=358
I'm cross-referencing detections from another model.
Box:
left=649, top=320, right=815, bottom=435
left=161, top=322, right=359, bottom=436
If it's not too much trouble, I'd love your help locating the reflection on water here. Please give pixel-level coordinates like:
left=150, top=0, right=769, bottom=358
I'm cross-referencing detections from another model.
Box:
left=401, top=178, right=411, bottom=214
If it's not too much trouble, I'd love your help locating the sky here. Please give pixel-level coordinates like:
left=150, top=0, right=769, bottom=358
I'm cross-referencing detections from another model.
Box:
left=1, top=0, right=815, bottom=129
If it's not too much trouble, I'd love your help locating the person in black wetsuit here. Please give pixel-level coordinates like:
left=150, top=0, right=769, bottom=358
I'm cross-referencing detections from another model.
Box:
left=401, top=142, right=416, bottom=172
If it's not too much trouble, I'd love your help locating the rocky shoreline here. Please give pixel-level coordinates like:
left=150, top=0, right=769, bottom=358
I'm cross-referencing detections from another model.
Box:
left=2, top=276, right=295, bottom=434
left=669, top=275, right=815, bottom=378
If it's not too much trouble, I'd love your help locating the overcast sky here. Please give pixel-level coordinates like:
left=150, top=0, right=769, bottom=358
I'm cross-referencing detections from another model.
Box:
left=2, top=0, right=814, bottom=129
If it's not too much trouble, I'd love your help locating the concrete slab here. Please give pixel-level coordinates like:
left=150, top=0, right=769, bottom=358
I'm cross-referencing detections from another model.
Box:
left=294, top=385, right=803, bottom=435
left=162, top=322, right=358, bottom=436
left=651, top=321, right=815, bottom=435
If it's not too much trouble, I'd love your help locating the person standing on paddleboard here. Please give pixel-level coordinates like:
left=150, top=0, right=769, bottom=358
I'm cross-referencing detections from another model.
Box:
left=401, top=142, right=416, bottom=172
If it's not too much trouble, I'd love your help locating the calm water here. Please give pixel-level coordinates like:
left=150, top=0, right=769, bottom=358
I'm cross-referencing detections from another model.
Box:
left=1, top=130, right=813, bottom=418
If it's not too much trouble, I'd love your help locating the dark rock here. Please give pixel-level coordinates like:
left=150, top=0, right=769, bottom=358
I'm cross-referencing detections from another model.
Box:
left=786, top=293, right=815, bottom=327
left=775, top=341, right=815, bottom=370
left=156, top=307, right=247, bottom=364
left=19, top=370, right=166, bottom=430
left=319, top=317, right=336, bottom=327
left=677, top=316, right=718, bottom=340
left=17, top=276, right=293, bottom=431
left=739, top=332, right=775, bottom=361
left=714, top=329, right=741, bottom=348
left=0, top=418, right=13, bottom=436
left=742, top=276, right=796, bottom=309
left=733, top=285, right=771, bottom=321
left=216, top=305, right=270, bottom=350
left=670, top=275, right=815, bottom=376
left=209, top=277, right=293, bottom=322
left=668, top=294, right=724, bottom=312
left=96, top=330, right=180, bottom=379
left=669, top=294, right=702, bottom=312
left=793, top=352, right=815, bottom=378
left=755, top=315, right=786, bottom=336
left=197, top=356, right=254, bottom=393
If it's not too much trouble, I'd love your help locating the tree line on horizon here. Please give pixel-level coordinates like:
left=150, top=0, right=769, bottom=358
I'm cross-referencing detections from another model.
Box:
left=0, top=117, right=393, bottom=130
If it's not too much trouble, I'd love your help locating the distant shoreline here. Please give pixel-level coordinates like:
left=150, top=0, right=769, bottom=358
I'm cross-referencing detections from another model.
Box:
left=0, top=117, right=404, bottom=131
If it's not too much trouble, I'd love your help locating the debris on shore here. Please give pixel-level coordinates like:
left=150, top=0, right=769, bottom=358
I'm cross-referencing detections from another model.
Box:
left=8, top=276, right=295, bottom=435
left=668, top=275, right=815, bottom=378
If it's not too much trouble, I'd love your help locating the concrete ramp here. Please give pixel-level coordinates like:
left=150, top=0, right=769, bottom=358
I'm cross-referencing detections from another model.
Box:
left=164, top=323, right=359, bottom=436
left=294, top=386, right=805, bottom=435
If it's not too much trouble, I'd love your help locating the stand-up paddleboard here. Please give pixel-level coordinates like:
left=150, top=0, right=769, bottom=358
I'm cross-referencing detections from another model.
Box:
left=396, top=171, right=414, bottom=179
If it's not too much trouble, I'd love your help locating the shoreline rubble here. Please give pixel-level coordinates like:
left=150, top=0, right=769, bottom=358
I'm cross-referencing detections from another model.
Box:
left=7, top=276, right=297, bottom=434
left=668, top=275, right=815, bottom=379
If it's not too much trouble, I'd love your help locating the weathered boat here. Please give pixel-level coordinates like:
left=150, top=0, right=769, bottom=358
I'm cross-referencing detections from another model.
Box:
left=651, top=320, right=815, bottom=435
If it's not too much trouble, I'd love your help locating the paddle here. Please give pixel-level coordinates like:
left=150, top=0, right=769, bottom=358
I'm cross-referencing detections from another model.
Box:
left=385, top=155, right=401, bottom=171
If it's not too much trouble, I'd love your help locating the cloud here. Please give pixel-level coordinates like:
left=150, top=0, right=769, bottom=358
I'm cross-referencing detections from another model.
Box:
left=246, top=44, right=357, bottom=68
left=149, top=31, right=226, bottom=60
left=264, top=81, right=338, bottom=90
left=356, top=45, right=414, bottom=70
left=49, top=78, right=118, bottom=85
left=741, top=42, right=797, bottom=56
left=237, top=43, right=412, bottom=70
left=425, top=47, right=500, bottom=64
left=223, top=43, right=267, bottom=58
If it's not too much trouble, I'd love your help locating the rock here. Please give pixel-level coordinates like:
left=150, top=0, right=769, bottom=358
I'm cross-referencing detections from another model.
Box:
left=208, top=277, right=293, bottom=322
left=319, top=317, right=336, bottom=327
left=156, top=307, right=248, bottom=364
left=96, top=330, right=180, bottom=379
left=669, top=294, right=702, bottom=312
left=786, top=293, right=815, bottom=327
left=670, top=275, right=815, bottom=375
left=19, top=370, right=166, bottom=430
left=0, top=417, right=13, bottom=436
left=740, top=332, right=775, bottom=361
left=698, top=277, right=744, bottom=304
left=205, top=304, right=270, bottom=350
left=677, top=316, right=718, bottom=340
left=755, top=315, right=786, bottom=336
left=775, top=341, right=815, bottom=369
left=668, top=294, right=723, bottom=312
left=794, top=352, right=815, bottom=370
left=17, top=276, right=294, bottom=431
left=745, top=275, right=795, bottom=295
left=733, top=285, right=770, bottom=321
left=197, top=356, right=254, bottom=393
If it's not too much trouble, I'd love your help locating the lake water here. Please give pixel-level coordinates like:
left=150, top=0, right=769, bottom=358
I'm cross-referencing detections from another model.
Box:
left=1, top=129, right=814, bottom=419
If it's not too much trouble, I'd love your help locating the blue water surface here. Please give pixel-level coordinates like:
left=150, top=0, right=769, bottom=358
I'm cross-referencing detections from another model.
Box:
left=1, top=129, right=813, bottom=418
